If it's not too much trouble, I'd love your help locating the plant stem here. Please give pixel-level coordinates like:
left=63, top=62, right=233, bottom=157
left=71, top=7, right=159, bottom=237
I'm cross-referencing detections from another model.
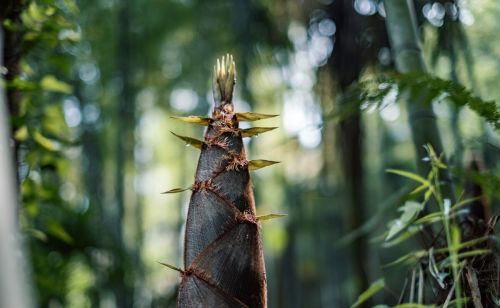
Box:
left=432, top=164, right=462, bottom=308
left=0, top=27, right=33, bottom=308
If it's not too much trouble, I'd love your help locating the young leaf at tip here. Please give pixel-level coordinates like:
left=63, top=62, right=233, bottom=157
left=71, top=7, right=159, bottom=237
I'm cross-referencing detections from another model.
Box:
left=171, top=132, right=204, bottom=149
left=171, top=116, right=211, bottom=126
left=236, top=112, right=278, bottom=122
left=248, top=160, right=280, bottom=171
left=240, top=127, right=277, bottom=138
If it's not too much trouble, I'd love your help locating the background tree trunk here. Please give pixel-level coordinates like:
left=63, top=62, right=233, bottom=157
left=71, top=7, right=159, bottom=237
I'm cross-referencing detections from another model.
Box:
left=0, top=27, right=33, bottom=308
left=384, top=0, right=455, bottom=202
left=384, top=0, right=445, bottom=174
left=1, top=0, right=23, bottom=185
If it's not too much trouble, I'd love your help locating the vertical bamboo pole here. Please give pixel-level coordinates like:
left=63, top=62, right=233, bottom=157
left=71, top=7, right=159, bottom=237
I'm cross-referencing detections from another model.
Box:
left=0, top=27, right=33, bottom=308
left=384, top=0, right=455, bottom=200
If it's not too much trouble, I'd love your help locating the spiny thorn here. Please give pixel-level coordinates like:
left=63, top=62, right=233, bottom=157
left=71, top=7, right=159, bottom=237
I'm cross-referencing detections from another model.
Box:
left=158, top=261, right=184, bottom=274
left=257, top=213, right=287, bottom=222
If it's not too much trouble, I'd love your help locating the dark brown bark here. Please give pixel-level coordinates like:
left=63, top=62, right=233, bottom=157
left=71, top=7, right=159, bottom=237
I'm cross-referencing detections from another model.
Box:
left=1, top=0, right=23, bottom=183
left=111, top=0, right=135, bottom=306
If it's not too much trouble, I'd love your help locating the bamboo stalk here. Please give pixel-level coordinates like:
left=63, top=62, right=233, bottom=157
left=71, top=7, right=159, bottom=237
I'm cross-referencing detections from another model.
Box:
left=0, top=27, right=33, bottom=308
left=384, top=0, right=455, bottom=200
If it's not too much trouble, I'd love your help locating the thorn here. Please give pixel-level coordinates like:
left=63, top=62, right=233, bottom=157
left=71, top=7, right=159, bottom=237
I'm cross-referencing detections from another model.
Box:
left=158, top=261, right=184, bottom=274
left=236, top=112, right=278, bottom=122
left=248, top=160, right=280, bottom=171
left=170, top=132, right=204, bottom=149
left=170, top=115, right=211, bottom=126
left=257, top=213, right=287, bottom=221
left=240, top=127, right=277, bottom=138
left=161, top=187, right=190, bottom=194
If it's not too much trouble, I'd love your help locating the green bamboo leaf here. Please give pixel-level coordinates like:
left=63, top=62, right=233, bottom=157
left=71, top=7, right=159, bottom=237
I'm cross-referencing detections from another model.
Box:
left=439, top=250, right=491, bottom=267
left=451, top=197, right=480, bottom=211
left=25, top=228, right=48, bottom=242
left=456, top=249, right=491, bottom=259
left=386, top=169, right=430, bottom=186
left=33, top=130, right=61, bottom=152
left=171, top=132, right=203, bottom=149
left=40, top=75, right=73, bottom=94
left=171, top=115, right=211, bottom=126
left=351, top=279, right=385, bottom=308
left=236, top=112, right=278, bottom=121
left=410, top=183, right=429, bottom=195
left=240, top=127, right=277, bottom=137
left=383, top=250, right=427, bottom=268
left=414, top=212, right=442, bottom=225
left=383, top=226, right=422, bottom=248
left=433, top=236, right=489, bottom=255
left=393, top=304, right=433, bottom=308
left=161, top=187, right=190, bottom=194
left=385, top=201, right=424, bottom=241
left=248, top=160, right=280, bottom=171
left=256, top=213, right=287, bottom=221
left=46, top=221, right=74, bottom=245
left=158, top=262, right=184, bottom=273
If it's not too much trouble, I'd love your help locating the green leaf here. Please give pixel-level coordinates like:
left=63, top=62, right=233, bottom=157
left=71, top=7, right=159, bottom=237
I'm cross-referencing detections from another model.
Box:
left=240, top=127, right=277, bottom=137
left=385, top=201, right=424, bottom=241
left=58, top=29, right=81, bottom=42
left=439, top=249, right=491, bottom=266
left=256, top=213, right=287, bottom=221
left=383, top=250, right=427, bottom=268
left=386, top=169, right=430, bottom=186
left=248, top=160, right=280, bottom=171
left=46, top=221, right=74, bottom=245
left=14, top=126, right=29, bottom=141
left=383, top=226, right=422, bottom=248
left=33, top=130, right=61, bottom=152
left=40, top=75, right=73, bottom=94
left=409, top=183, right=429, bottom=195
left=350, top=279, right=385, bottom=308
left=171, top=115, right=211, bottom=126
left=414, top=212, right=442, bottom=225
left=171, top=132, right=204, bottom=149
left=161, top=187, right=190, bottom=194
left=236, top=112, right=278, bottom=121
left=25, top=228, right=48, bottom=242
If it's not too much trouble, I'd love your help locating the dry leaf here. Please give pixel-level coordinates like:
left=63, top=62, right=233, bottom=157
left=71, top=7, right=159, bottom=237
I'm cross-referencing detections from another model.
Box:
left=248, top=160, right=280, bottom=171
left=236, top=112, right=278, bottom=121
left=171, top=115, right=211, bottom=126
left=240, top=127, right=277, bottom=137
left=171, top=132, right=204, bottom=149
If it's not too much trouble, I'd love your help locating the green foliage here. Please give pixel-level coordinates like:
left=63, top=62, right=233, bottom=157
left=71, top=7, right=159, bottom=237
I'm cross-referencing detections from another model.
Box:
left=351, top=279, right=385, bottom=308
left=385, top=201, right=424, bottom=241
left=4, top=0, right=83, bottom=305
left=360, top=145, right=496, bottom=307
left=341, top=72, right=500, bottom=128
left=396, top=72, right=499, bottom=128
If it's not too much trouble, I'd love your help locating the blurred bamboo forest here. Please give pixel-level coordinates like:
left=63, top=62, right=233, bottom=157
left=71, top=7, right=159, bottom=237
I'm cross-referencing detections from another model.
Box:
left=1, top=0, right=499, bottom=307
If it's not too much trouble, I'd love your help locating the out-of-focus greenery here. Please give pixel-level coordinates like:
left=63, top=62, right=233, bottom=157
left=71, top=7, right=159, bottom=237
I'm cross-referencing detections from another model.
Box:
left=2, top=0, right=499, bottom=307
